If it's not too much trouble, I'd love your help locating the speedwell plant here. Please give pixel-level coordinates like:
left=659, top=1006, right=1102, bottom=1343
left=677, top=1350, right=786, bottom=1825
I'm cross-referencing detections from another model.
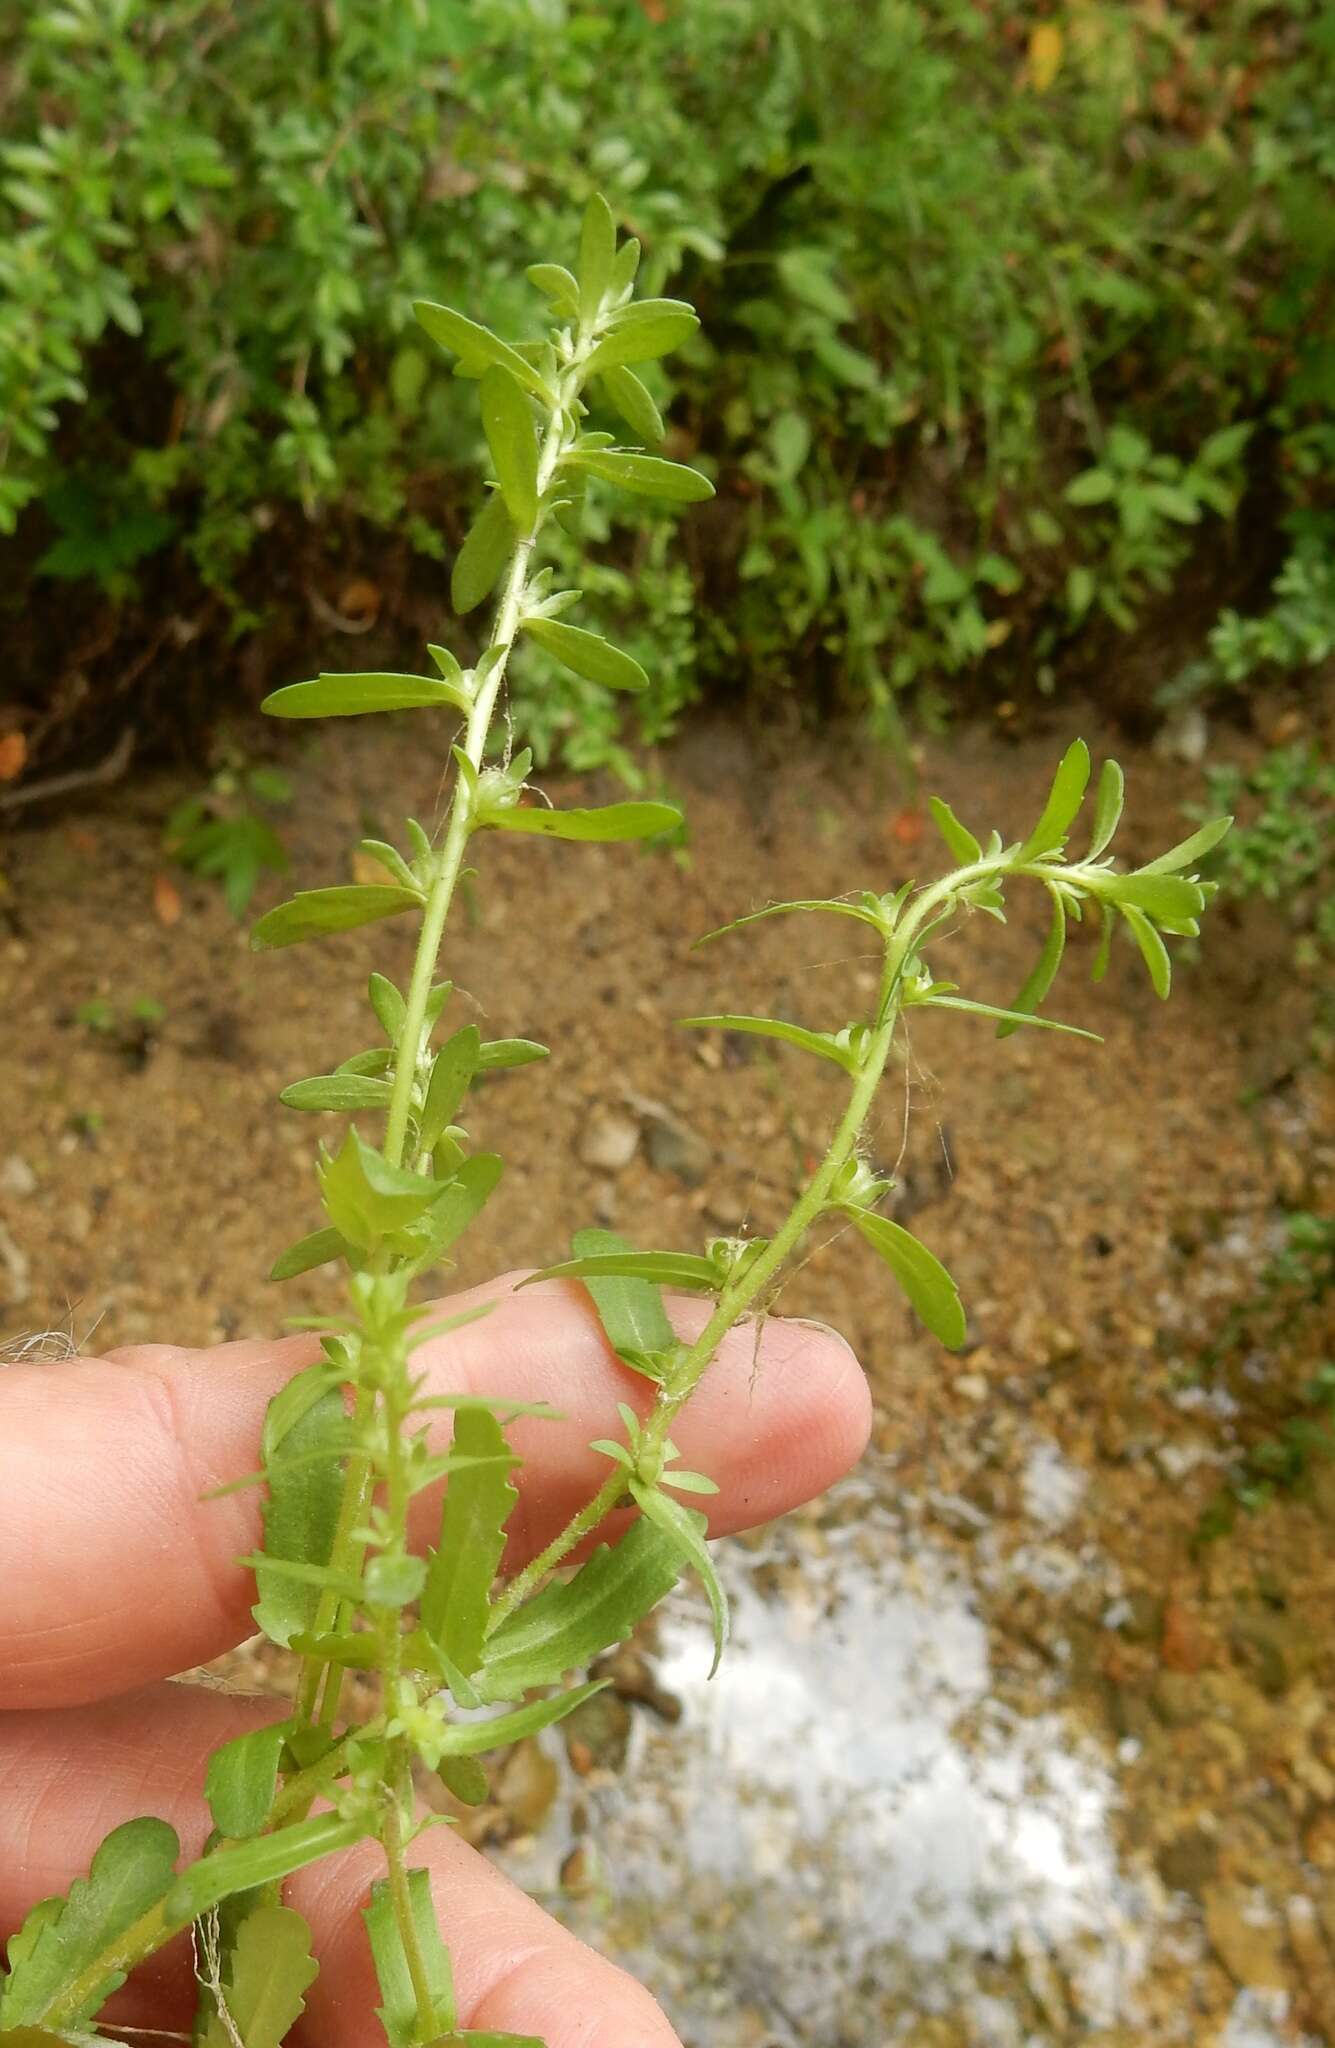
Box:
left=0, top=200, right=1231, bottom=2048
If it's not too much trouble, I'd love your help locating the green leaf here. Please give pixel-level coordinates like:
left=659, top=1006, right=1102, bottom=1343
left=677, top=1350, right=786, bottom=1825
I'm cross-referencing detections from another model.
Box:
left=1065, top=467, right=1116, bottom=505
left=679, top=1013, right=860, bottom=1074
left=421, top=1407, right=518, bottom=1678
left=527, top=262, right=579, bottom=314
left=262, top=672, right=469, bottom=719
left=481, top=800, right=680, bottom=842
left=358, top=840, right=420, bottom=893
left=628, top=1483, right=728, bottom=1678
left=600, top=364, right=664, bottom=445
left=1020, top=740, right=1091, bottom=859
left=166, top=1815, right=362, bottom=1924
left=205, top=1724, right=287, bottom=1839
left=452, top=490, right=515, bottom=616
left=420, top=1025, right=481, bottom=1151
left=413, top=300, right=553, bottom=404
left=928, top=797, right=982, bottom=866
left=694, top=896, right=890, bottom=944
left=1139, top=816, right=1232, bottom=873
left=200, top=1903, right=319, bottom=2048
left=433, top=1679, right=606, bottom=1757
left=251, top=886, right=421, bottom=951
left=399, top=1153, right=503, bottom=1271
left=916, top=995, right=1099, bottom=1041
left=521, top=616, right=648, bottom=693
left=478, top=1518, right=682, bottom=1702
left=846, top=1210, right=967, bottom=1350
left=587, top=303, right=699, bottom=370
left=571, top=1227, right=676, bottom=1380
left=1101, top=872, right=1205, bottom=922
left=1087, top=758, right=1125, bottom=859
left=564, top=449, right=713, bottom=503
left=577, top=193, right=616, bottom=326
left=523, top=1250, right=718, bottom=1293
left=269, top=1226, right=347, bottom=1282
left=478, top=1038, right=549, bottom=1069
left=437, top=1754, right=490, bottom=1807
left=369, top=972, right=406, bottom=1042
left=480, top=366, right=539, bottom=531
left=318, top=1129, right=444, bottom=1252
left=997, top=890, right=1066, bottom=1038
left=253, top=1366, right=346, bottom=1647
left=0, top=1819, right=180, bottom=2030
left=1120, top=903, right=1172, bottom=998
left=365, top=1869, right=455, bottom=2048
left=279, top=1073, right=395, bottom=1113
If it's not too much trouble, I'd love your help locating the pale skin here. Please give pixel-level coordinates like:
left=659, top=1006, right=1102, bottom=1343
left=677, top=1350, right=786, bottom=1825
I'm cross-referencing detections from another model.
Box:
left=0, top=1271, right=871, bottom=2046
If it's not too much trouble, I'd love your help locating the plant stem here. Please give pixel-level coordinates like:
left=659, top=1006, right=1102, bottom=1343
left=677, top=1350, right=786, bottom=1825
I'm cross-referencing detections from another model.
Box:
left=288, top=334, right=593, bottom=1755
left=489, top=940, right=906, bottom=1628
left=489, top=845, right=1072, bottom=1625
left=382, top=352, right=589, bottom=1172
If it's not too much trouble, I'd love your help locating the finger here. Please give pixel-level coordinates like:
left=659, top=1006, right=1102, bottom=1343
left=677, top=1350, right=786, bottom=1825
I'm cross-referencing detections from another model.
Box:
left=0, top=1273, right=869, bottom=1706
left=0, top=1684, right=682, bottom=2047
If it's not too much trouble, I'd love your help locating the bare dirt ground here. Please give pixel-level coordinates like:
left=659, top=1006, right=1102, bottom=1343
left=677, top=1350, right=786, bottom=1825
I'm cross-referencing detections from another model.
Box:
left=1, top=704, right=1332, bottom=2045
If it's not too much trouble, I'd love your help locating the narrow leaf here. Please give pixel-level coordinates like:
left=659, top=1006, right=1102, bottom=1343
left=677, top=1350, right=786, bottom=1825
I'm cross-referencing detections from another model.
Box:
left=205, top=1724, right=287, bottom=1840
left=564, top=449, right=714, bottom=503
left=420, top=1025, right=481, bottom=1152
left=1020, top=739, right=1091, bottom=859
left=928, top=797, right=982, bottom=866
left=433, top=1680, right=606, bottom=1757
left=521, top=616, right=648, bottom=693
left=527, top=262, right=579, bottom=314
left=571, top=1227, right=676, bottom=1379
left=251, top=886, right=421, bottom=951
left=679, top=1013, right=860, bottom=1074
left=200, top=1904, right=318, bottom=2048
left=478, top=1519, right=682, bottom=1701
left=399, top=1153, right=503, bottom=1270
left=279, top=1074, right=394, bottom=1113
left=269, top=1226, right=347, bottom=1282
left=421, top=1407, right=518, bottom=1677
left=478, top=1038, right=550, bottom=1069
left=481, top=800, right=680, bottom=842
left=997, top=890, right=1066, bottom=1038
left=1138, top=815, right=1232, bottom=873
left=918, top=996, right=1099, bottom=1041
left=0, top=1820, right=180, bottom=2029
left=577, top=193, right=616, bottom=326
left=412, top=300, right=553, bottom=403
left=522, top=1251, right=718, bottom=1292
left=629, top=1484, right=728, bottom=1678
left=847, top=1210, right=967, bottom=1349
left=166, top=1816, right=361, bottom=1924
left=252, top=1366, right=346, bottom=1647
left=262, top=673, right=469, bottom=719
left=452, top=490, right=515, bottom=616
left=1101, top=872, right=1205, bottom=921
left=368, top=972, right=406, bottom=1042
left=480, top=366, right=539, bottom=530
left=600, top=364, right=664, bottom=445
left=1087, top=759, right=1125, bottom=859
left=587, top=306, right=698, bottom=370
left=1121, top=903, right=1172, bottom=998
left=694, top=896, right=890, bottom=945
left=365, top=1869, right=456, bottom=2048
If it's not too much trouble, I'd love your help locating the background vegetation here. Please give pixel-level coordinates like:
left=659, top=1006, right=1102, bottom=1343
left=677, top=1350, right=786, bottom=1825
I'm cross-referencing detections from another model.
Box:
left=1, top=0, right=1330, bottom=806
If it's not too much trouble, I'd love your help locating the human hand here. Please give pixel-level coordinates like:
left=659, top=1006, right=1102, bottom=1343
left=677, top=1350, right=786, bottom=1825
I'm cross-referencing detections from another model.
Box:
left=0, top=1271, right=869, bottom=2045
